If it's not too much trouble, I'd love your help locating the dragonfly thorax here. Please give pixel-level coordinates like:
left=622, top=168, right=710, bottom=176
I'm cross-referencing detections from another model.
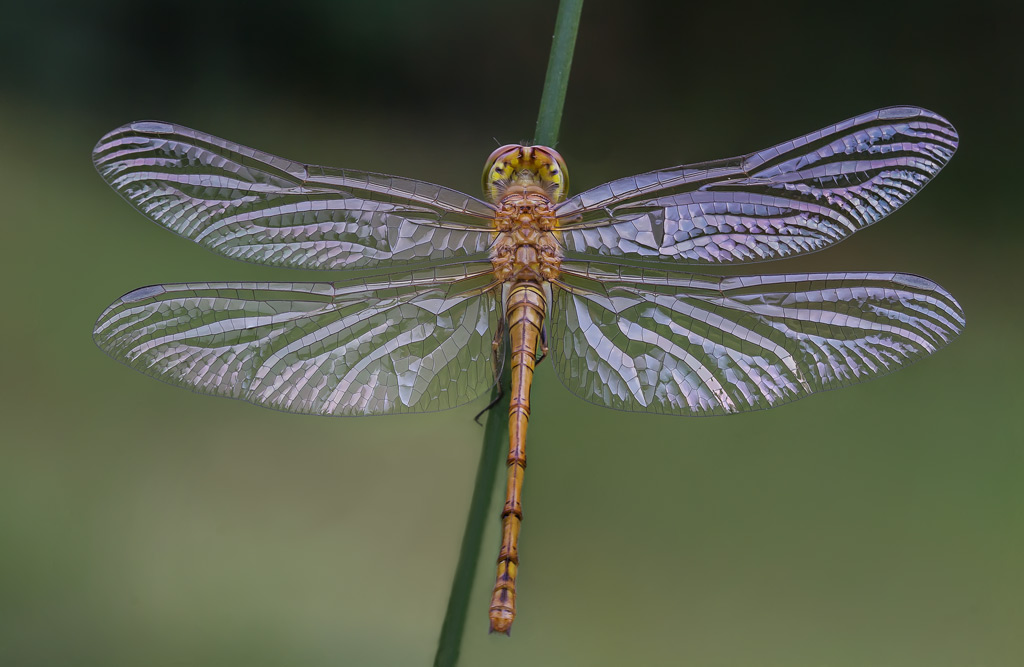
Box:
left=490, top=192, right=562, bottom=283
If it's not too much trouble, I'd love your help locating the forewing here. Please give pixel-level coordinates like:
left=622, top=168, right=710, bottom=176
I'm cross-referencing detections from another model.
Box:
left=94, top=122, right=496, bottom=269
left=550, top=263, right=964, bottom=415
left=557, top=107, right=958, bottom=264
left=93, top=265, right=502, bottom=415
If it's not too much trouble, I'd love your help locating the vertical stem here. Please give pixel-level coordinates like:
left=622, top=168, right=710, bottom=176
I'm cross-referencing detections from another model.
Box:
left=534, top=0, right=585, bottom=147
left=434, top=1, right=583, bottom=663
left=433, top=360, right=509, bottom=666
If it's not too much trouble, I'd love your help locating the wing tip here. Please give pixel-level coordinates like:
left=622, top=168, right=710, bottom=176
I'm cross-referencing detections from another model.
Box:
left=92, top=120, right=179, bottom=175
left=877, top=105, right=959, bottom=153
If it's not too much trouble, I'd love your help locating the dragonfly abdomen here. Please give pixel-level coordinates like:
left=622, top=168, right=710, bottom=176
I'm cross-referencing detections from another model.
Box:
left=489, top=281, right=547, bottom=634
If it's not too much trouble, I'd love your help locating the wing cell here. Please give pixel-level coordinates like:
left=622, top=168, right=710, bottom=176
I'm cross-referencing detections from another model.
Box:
left=94, top=265, right=502, bottom=415
left=557, top=107, right=958, bottom=264
left=94, top=122, right=496, bottom=269
left=549, top=263, right=964, bottom=415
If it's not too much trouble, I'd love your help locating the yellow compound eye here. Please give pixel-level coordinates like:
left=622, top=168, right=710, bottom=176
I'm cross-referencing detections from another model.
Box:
left=531, top=145, right=569, bottom=202
left=482, top=145, right=521, bottom=201
left=482, top=144, right=569, bottom=203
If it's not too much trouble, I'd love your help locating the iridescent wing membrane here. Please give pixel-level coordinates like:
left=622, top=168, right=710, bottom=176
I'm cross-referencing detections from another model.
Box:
left=551, top=263, right=964, bottom=415
left=93, top=265, right=500, bottom=415
left=94, top=122, right=505, bottom=414
left=557, top=107, right=958, bottom=265
left=94, top=107, right=963, bottom=416
left=93, top=121, right=497, bottom=269
left=548, top=106, right=963, bottom=414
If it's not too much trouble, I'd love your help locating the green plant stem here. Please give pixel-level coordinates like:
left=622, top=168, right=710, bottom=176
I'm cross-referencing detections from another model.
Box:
left=433, top=2, right=583, bottom=664
left=433, top=362, right=509, bottom=667
left=534, top=0, right=584, bottom=147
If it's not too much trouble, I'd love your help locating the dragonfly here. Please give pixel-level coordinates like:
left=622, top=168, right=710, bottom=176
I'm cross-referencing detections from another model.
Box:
left=92, top=106, right=964, bottom=634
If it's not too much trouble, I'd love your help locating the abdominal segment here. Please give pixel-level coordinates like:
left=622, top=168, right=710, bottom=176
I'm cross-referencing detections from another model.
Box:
left=489, top=282, right=546, bottom=634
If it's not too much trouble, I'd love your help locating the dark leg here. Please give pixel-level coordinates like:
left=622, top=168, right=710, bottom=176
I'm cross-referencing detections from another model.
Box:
left=474, top=383, right=505, bottom=425
left=535, top=325, right=549, bottom=366
left=475, top=316, right=507, bottom=425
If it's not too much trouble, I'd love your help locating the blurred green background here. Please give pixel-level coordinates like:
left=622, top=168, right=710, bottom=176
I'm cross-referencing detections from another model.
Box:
left=2, top=1, right=1021, bottom=665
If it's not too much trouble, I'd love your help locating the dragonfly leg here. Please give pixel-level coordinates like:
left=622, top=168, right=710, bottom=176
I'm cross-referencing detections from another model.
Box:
left=474, top=317, right=507, bottom=425
left=474, top=384, right=504, bottom=425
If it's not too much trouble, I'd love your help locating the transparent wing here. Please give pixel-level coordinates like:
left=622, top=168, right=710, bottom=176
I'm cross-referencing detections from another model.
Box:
left=549, top=263, right=964, bottom=415
left=556, top=107, right=958, bottom=264
left=93, top=264, right=503, bottom=415
left=94, top=121, right=497, bottom=269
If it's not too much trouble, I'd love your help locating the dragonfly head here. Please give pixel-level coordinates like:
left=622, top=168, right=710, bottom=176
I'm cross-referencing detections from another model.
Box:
left=482, top=144, right=568, bottom=204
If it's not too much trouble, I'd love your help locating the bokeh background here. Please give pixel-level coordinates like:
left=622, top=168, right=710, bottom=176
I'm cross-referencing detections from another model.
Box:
left=2, top=1, right=1021, bottom=665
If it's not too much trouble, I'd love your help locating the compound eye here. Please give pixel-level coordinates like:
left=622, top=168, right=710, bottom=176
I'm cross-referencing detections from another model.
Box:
left=531, top=146, right=569, bottom=201
left=484, top=144, right=521, bottom=169
left=482, top=145, right=523, bottom=201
